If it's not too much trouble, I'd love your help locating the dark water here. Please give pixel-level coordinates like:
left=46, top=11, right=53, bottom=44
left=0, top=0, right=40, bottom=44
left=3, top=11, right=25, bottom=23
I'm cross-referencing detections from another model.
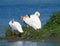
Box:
left=0, top=4, right=60, bottom=36
left=0, top=40, right=60, bottom=46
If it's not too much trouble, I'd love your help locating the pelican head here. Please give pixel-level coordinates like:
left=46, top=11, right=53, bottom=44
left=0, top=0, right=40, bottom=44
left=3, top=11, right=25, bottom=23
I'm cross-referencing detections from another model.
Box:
left=11, top=19, right=14, bottom=23
left=20, top=14, right=30, bottom=20
left=34, top=11, right=40, bottom=17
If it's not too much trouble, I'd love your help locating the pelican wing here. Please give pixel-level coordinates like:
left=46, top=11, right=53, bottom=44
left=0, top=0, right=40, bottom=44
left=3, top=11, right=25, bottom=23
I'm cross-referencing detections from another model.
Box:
left=30, top=15, right=41, bottom=30
left=14, top=22, right=23, bottom=33
left=23, top=17, right=33, bottom=26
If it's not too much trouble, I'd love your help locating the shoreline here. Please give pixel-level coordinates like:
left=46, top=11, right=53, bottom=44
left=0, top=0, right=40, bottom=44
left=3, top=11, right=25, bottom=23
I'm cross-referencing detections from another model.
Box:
left=0, top=36, right=60, bottom=42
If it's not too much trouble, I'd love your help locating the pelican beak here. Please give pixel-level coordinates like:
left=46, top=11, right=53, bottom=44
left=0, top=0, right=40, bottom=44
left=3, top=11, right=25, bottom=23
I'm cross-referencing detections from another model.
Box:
left=19, top=16, right=23, bottom=20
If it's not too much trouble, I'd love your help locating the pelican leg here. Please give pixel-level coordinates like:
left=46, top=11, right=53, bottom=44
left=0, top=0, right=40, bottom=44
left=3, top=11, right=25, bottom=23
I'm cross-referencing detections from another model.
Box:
left=11, top=32, right=15, bottom=38
left=11, top=30, right=15, bottom=38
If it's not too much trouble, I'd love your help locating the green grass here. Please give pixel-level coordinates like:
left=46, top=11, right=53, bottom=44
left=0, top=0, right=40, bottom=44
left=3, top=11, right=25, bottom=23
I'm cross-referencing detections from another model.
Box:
left=5, top=12, right=60, bottom=40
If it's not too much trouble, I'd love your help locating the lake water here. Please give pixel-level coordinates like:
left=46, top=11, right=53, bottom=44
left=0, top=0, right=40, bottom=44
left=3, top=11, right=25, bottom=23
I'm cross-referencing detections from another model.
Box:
left=0, top=4, right=60, bottom=46
left=0, top=40, right=60, bottom=46
left=0, top=4, right=60, bottom=36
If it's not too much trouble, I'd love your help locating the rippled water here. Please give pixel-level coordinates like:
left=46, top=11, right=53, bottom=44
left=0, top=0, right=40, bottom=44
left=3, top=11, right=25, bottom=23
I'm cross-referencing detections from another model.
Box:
left=0, top=40, right=60, bottom=46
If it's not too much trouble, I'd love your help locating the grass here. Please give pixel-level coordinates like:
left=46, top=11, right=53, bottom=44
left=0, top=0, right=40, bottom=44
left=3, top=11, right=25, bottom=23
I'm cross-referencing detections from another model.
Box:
left=1, top=11, right=60, bottom=40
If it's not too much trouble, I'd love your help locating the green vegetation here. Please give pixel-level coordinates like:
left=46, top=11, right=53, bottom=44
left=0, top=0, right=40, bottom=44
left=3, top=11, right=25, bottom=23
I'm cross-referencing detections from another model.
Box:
left=5, top=28, right=12, bottom=38
left=43, top=12, right=60, bottom=39
left=4, top=12, right=60, bottom=40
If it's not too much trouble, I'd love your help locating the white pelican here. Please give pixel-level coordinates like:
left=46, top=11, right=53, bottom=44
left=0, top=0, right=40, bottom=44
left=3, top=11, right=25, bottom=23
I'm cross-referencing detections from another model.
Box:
left=9, top=19, right=23, bottom=37
left=20, top=11, right=42, bottom=30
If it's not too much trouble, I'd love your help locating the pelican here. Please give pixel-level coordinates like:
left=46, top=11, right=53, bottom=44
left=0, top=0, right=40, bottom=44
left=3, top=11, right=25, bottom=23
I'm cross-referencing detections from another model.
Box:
left=9, top=19, right=23, bottom=37
left=20, top=11, right=42, bottom=30
left=30, top=11, right=41, bottom=29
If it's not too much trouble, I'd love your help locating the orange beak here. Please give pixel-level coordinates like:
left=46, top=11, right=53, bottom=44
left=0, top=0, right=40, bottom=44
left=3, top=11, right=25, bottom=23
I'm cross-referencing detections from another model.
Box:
left=36, top=13, right=39, bottom=16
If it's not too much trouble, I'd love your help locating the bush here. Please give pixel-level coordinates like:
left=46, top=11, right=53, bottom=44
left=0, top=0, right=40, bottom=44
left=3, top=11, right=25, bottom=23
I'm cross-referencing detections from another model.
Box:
left=5, top=28, right=12, bottom=37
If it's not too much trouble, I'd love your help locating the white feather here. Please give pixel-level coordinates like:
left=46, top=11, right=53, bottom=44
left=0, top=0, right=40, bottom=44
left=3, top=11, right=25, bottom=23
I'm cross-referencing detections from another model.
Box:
left=9, top=20, right=23, bottom=33
left=22, top=11, right=42, bottom=30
